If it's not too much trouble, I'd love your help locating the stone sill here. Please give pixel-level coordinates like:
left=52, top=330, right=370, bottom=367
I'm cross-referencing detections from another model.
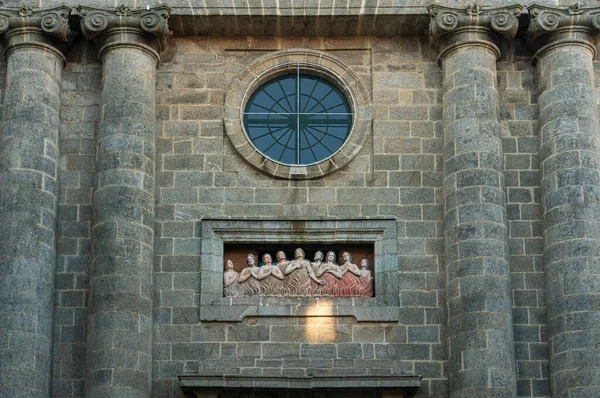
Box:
left=179, top=374, right=421, bottom=395
left=200, top=303, right=400, bottom=322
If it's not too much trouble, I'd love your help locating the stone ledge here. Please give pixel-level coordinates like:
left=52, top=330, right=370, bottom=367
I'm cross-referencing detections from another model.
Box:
left=179, top=374, right=422, bottom=394
left=200, top=303, right=401, bottom=322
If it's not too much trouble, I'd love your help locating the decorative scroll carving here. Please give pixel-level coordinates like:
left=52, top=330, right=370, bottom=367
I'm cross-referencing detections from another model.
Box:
left=79, top=5, right=170, bottom=40
left=0, top=6, right=71, bottom=41
left=224, top=248, right=374, bottom=298
left=428, top=3, right=521, bottom=61
left=527, top=4, right=600, bottom=62
left=528, top=4, right=600, bottom=40
left=429, top=3, right=521, bottom=40
left=78, top=4, right=171, bottom=60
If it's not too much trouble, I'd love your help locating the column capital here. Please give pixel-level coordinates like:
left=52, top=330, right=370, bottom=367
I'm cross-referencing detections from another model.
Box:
left=0, top=5, right=71, bottom=64
left=428, top=3, right=522, bottom=63
left=528, top=4, right=600, bottom=62
left=78, top=5, right=171, bottom=65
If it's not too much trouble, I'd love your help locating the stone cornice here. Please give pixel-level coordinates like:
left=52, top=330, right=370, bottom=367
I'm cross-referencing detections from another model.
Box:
left=0, top=5, right=71, bottom=63
left=528, top=4, right=600, bottom=62
left=428, top=3, right=522, bottom=63
left=78, top=5, right=171, bottom=64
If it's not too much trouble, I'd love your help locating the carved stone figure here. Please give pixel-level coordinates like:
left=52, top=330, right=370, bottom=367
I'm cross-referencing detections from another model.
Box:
left=223, top=249, right=374, bottom=297
left=340, top=251, right=361, bottom=276
left=316, top=251, right=344, bottom=278
left=256, top=253, right=284, bottom=295
left=339, top=251, right=366, bottom=296
left=313, top=250, right=343, bottom=295
left=284, top=247, right=324, bottom=295
left=310, top=250, right=323, bottom=272
left=238, top=254, right=261, bottom=296
left=358, top=258, right=374, bottom=297
left=276, top=250, right=290, bottom=274
left=360, top=259, right=373, bottom=280
left=223, top=259, right=240, bottom=297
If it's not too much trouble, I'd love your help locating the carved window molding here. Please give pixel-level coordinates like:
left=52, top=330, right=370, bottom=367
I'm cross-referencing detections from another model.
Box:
left=224, top=49, right=371, bottom=179
left=200, top=218, right=399, bottom=322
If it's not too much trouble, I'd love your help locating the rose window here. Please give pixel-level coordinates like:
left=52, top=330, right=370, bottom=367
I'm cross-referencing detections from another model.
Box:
left=242, top=64, right=354, bottom=166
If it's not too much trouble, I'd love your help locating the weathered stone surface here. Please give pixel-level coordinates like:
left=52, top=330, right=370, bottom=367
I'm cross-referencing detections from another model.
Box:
left=0, top=2, right=582, bottom=397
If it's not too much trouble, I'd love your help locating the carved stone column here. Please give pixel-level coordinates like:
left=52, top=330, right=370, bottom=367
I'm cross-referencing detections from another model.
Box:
left=78, top=5, right=169, bottom=397
left=0, top=6, right=70, bottom=397
left=429, top=4, right=521, bottom=397
left=528, top=5, right=600, bottom=398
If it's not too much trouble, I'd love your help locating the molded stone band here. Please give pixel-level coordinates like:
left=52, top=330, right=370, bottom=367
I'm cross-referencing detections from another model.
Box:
left=78, top=5, right=171, bottom=65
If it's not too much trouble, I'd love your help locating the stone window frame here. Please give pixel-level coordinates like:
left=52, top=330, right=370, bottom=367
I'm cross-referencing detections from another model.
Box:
left=224, top=49, right=371, bottom=179
left=200, top=218, right=399, bottom=322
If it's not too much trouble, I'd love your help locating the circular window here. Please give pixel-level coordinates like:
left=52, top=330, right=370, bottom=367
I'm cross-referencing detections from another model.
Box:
left=242, top=67, right=353, bottom=166
left=224, top=50, right=371, bottom=179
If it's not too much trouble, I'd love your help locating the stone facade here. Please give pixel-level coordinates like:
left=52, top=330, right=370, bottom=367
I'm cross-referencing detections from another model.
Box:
left=0, top=1, right=599, bottom=398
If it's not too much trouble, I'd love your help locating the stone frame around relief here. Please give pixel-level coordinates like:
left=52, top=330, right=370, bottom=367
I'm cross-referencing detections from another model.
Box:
left=199, top=218, right=399, bottom=322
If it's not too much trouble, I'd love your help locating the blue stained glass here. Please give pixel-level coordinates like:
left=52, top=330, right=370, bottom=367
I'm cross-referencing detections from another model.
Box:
left=243, top=67, right=353, bottom=166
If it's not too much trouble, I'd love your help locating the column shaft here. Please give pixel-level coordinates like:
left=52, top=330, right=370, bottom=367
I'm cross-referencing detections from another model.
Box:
left=0, top=24, right=67, bottom=397
left=86, top=46, right=157, bottom=396
left=429, top=5, right=522, bottom=398
left=80, top=8, right=169, bottom=396
left=442, top=44, right=517, bottom=398
left=536, top=38, right=600, bottom=398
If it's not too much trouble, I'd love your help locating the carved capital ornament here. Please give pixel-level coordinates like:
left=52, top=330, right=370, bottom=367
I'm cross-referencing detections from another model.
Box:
left=528, top=4, right=600, bottom=62
left=428, top=3, right=522, bottom=63
left=0, top=6, right=71, bottom=63
left=78, top=5, right=171, bottom=64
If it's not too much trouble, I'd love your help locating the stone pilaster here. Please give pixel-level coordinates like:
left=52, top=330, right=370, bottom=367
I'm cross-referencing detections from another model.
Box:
left=429, top=4, right=521, bottom=397
left=528, top=5, right=600, bottom=398
left=78, top=5, right=170, bottom=397
left=0, top=6, right=70, bottom=398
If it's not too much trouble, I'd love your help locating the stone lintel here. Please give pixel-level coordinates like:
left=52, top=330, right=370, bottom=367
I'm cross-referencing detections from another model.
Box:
left=0, top=5, right=71, bottom=63
left=77, top=5, right=170, bottom=64
left=528, top=4, right=600, bottom=62
left=428, top=3, right=522, bottom=62
left=178, top=375, right=421, bottom=395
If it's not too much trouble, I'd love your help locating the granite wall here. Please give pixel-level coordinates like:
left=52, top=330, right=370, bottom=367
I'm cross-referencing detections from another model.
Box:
left=49, top=34, right=547, bottom=397
left=1, top=2, right=599, bottom=398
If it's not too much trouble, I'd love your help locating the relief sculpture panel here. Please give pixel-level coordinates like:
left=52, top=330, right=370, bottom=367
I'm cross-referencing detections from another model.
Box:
left=224, top=247, right=374, bottom=297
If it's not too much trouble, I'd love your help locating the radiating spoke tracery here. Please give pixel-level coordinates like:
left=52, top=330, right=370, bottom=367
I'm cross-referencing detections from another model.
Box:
left=243, top=65, right=353, bottom=165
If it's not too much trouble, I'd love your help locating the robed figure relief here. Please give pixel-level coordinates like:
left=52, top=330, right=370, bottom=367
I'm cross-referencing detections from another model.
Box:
left=223, top=248, right=373, bottom=297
